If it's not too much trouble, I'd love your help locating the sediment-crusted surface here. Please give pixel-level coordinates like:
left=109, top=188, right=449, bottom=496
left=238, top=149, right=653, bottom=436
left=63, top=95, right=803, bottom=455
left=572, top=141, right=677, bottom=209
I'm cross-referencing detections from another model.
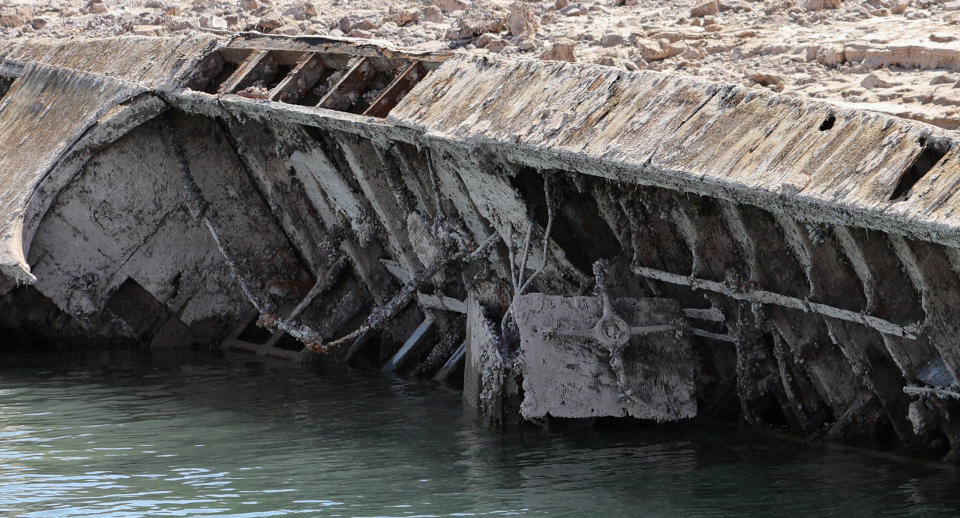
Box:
left=5, top=32, right=960, bottom=458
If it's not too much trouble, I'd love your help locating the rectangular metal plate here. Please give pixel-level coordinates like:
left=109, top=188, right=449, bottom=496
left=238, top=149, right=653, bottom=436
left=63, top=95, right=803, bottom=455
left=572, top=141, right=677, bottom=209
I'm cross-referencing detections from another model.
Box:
left=516, top=294, right=696, bottom=420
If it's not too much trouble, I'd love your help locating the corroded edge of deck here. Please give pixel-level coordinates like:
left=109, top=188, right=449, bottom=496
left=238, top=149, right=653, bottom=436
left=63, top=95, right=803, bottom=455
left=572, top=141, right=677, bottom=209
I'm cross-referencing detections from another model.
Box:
left=389, top=55, right=960, bottom=248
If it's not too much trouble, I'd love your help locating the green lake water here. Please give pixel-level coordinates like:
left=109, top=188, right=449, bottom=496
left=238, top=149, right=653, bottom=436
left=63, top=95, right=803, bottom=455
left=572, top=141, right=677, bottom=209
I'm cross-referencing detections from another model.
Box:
left=1, top=350, right=959, bottom=517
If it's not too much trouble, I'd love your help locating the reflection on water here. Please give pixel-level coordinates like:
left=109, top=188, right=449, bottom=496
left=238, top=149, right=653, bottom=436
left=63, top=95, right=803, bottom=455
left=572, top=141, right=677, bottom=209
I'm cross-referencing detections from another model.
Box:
left=0, top=350, right=959, bottom=517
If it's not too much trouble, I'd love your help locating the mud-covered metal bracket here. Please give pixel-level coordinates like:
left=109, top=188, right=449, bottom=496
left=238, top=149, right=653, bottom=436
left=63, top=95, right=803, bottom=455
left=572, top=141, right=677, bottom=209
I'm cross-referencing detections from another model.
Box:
left=515, top=293, right=696, bottom=421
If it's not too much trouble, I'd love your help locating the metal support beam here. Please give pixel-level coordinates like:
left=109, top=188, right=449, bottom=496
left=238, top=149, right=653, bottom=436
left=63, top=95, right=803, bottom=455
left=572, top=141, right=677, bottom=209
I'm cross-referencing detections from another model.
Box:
left=632, top=264, right=921, bottom=339
left=382, top=318, right=434, bottom=373
left=433, top=341, right=466, bottom=382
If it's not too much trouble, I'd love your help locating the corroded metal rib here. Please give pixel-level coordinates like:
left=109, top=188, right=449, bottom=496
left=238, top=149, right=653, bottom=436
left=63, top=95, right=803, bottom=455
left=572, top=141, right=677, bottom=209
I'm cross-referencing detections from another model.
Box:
left=631, top=264, right=920, bottom=338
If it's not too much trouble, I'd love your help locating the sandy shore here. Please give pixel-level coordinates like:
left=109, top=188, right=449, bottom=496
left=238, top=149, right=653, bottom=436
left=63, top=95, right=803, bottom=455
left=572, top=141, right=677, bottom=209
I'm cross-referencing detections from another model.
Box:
left=3, top=0, right=960, bottom=129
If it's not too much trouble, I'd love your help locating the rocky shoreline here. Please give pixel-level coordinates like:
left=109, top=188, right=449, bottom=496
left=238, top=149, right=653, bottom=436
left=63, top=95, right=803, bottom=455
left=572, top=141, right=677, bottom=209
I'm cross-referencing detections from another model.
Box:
left=3, top=0, right=960, bottom=129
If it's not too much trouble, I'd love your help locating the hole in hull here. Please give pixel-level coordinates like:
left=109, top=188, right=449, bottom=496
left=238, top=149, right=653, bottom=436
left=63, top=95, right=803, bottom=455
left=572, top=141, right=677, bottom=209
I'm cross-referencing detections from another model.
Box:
left=891, top=137, right=950, bottom=201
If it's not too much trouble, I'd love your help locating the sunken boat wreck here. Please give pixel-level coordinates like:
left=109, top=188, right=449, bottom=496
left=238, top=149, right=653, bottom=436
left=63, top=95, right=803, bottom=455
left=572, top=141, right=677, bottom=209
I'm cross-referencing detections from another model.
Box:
left=4, top=33, right=960, bottom=460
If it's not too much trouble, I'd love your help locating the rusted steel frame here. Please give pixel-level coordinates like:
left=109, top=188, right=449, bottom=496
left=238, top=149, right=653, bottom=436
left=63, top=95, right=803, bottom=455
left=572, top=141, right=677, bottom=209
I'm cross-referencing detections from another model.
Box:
left=317, top=56, right=375, bottom=111
left=217, top=49, right=269, bottom=95
left=362, top=61, right=426, bottom=118
left=227, top=33, right=452, bottom=64
left=631, top=264, right=921, bottom=339
left=269, top=52, right=326, bottom=103
left=313, top=233, right=499, bottom=354
left=257, top=256, right=347, bottom=355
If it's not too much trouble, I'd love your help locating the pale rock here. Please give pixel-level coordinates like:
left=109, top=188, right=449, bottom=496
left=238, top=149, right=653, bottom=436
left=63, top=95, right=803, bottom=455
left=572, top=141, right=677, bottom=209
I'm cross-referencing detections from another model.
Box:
left=352, top=19, right=379, bottom=31
left=456, top=7, right=505, bottom=39
left=540, top=40, right=577, bottom=61
left=930, top=74, right=956, bottom=86
left=0, top=6, right=30, bottom=28
left=600, top=32, right=625, bottom=47
left=256, top=15, right=283, bottom=31
left=420, top=6, right=445, bottom=23
left=166, top=19, right=194, bottom=30
left=432, top=0, right=470, bottom=13
left=475, top=32, right=498, bottom=46
left=690, top=0, right=718, bottom=17
left=132, top=24, right=163, bottom=36
left=747, top=72, right=785, bottom=91
left=560, top=5, right=586, bottom=16
left=387, top=6, right=419, bottom=26
left=488, top=40, right=510, bottom=52
left=817, top=46, right=845, bottom=66
left=348, top=28, right=374, bottom=38
left=477, top=33, right=509, bottom=52
left=209, top=16, right=229, bottom=29
left=88, top=2, right=108, bottom=15
left=285, top=2, right=317, bottom=20
left=636, top=38, right=684, bottom=60
left=680, top=46, right=700, bottom=59
left=507, top=2, right=538, bottom=36
left=860, top=71, right=901, bottom=89
left=804, top=0, right=841, bottom=10
left=516, top=36, right=536, bottom=52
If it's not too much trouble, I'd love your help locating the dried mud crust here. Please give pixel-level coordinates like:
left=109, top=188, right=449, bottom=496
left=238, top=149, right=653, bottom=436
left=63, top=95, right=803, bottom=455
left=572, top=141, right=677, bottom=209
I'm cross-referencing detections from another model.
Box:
left=4, top=1, right=960, bottom=128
